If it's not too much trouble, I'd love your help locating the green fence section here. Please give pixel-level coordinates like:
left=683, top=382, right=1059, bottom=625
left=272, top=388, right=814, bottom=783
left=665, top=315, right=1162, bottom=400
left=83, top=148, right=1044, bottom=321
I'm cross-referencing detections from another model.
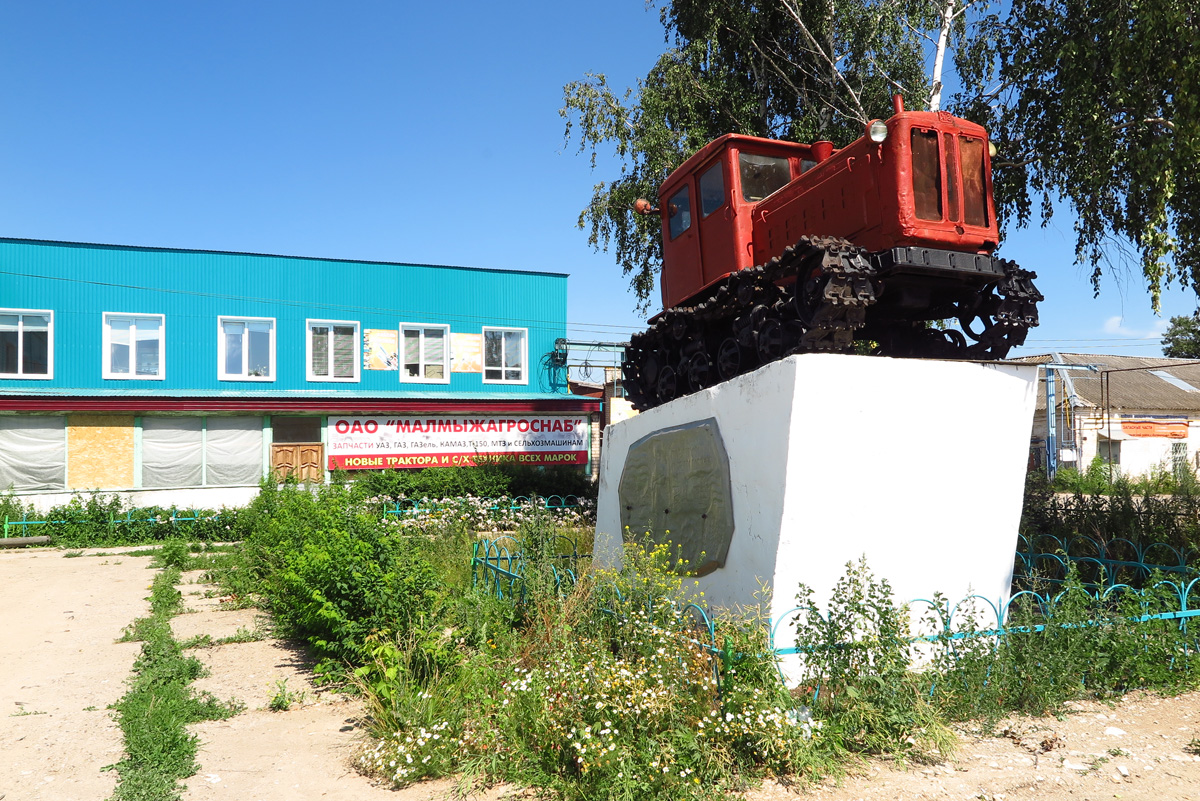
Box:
left=1012, top=532, right=1199, bottom=589
left=472, top=533, right=1200, bottom=695
left=2, top=508, right=233, bottom=540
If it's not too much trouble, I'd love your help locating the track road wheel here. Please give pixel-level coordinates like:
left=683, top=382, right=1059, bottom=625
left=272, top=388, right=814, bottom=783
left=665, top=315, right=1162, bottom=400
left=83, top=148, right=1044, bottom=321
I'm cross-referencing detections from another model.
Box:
left=686, top=350, right=714, bottom=393
left=754, top=317, right=785, bottom=363
left=716, top=337, right=743, bottom=381
left=655, top=365, right=679, bottom=406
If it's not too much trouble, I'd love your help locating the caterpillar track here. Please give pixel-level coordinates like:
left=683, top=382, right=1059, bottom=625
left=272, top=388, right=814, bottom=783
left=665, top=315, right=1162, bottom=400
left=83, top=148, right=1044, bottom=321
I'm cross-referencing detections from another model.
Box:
left=621, top=236, right=1041, bottom=411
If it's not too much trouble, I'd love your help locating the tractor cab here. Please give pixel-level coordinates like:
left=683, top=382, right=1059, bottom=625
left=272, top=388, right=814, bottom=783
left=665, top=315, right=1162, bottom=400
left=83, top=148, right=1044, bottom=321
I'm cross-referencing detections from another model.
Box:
left=656, top=134, right=826, bottom=311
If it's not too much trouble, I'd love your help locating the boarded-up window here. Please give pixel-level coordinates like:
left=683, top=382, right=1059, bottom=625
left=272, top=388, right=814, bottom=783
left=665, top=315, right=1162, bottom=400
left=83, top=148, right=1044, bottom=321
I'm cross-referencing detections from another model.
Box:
left=0, top=416, right=65, bottom=490
left=206, top=417, right=263, bottom=485
left=142, top=417, right=202, bottom=488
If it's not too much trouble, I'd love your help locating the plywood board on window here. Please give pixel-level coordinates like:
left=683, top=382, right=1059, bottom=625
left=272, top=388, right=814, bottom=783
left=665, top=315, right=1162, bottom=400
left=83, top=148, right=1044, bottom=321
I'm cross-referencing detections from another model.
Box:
left=451, top=333, right=481, bottom=372
left=67, top=414, right=134, bottom=489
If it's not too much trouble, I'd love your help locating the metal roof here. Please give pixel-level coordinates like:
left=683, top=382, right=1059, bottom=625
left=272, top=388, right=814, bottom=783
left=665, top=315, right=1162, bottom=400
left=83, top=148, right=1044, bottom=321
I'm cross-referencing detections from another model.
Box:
left=1013, top=353, right=1200, bottom=413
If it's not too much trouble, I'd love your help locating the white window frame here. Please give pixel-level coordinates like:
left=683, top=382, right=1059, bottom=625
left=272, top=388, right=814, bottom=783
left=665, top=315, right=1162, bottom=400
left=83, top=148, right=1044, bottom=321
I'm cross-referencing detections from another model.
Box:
left=482, top=326, right=528, bottom=385
left=0, top=308, right=54, bottom=380
left=306, top=319, right=360, bottom=383
left=217, top=316, right=276, bottom=382
left=399, top=323, right=451, bottom=385
left=102, top=312, right=165, bottom=380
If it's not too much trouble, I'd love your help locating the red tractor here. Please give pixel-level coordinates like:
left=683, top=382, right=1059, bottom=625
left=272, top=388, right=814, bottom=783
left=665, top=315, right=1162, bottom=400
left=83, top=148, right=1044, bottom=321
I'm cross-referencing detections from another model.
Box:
left=622, top=96, right=1042, bottom=410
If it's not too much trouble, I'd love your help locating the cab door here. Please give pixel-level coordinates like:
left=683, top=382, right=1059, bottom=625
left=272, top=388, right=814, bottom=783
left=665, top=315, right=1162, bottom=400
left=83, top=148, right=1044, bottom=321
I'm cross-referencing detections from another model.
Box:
left=696, top=157, right=738, bottom=288
left=659, top=178, right=703, bottom=309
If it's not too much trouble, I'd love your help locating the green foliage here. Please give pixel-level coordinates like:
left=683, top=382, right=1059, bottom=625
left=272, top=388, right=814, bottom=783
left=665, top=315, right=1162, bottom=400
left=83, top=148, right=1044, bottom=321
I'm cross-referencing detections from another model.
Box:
left=268, top=679, right=302, bottom=712
left=927, top=568, right=1199, bottom=721
left=350, top=464, right=596, bottom=505
left=565, top=0, right=1200, bottom=313
left=1, top=489, right=242, bottom=549
left=561, top=0, right=934, bottom=307
left=995, top=0, right=1200, bottom=309
left=1162, top=312, right=1200, bottom=358
left=228, top=480, right=446, bottom=677
left=792, top=558, right=954, bottom=758
left=358, top=541, right=828, bottom=799
left=1023, top=464, right=1200, bottom=553
left=108, top=567, right=241, bottom=801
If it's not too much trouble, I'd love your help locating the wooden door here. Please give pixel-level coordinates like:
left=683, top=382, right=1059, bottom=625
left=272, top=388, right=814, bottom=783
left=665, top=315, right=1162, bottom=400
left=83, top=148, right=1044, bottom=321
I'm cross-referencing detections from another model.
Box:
left=271, top=443, right=324, bottom=483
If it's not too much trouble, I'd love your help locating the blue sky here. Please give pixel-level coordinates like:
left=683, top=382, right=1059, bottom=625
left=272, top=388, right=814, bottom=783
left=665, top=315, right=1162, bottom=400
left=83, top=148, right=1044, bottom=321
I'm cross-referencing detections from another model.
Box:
left=1, top=1, right=1193, bottom=378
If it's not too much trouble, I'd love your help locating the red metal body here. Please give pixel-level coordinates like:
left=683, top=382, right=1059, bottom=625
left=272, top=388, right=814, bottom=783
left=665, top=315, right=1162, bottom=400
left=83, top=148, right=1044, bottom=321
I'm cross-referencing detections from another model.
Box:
left=656, top=111, right=999, bottom=311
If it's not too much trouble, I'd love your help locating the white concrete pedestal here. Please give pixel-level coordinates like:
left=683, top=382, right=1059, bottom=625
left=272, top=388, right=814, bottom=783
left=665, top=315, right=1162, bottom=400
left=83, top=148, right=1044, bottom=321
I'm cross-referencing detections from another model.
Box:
left=595, top=354, right=1038, bottom=669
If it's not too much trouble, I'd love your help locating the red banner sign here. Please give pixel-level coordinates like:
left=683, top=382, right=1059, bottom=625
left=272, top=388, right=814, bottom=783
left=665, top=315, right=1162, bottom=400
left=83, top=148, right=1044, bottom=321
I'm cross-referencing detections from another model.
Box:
left=327, top=415, right=589, bottom=470
left=1120, top=415, right=1189, bottom=439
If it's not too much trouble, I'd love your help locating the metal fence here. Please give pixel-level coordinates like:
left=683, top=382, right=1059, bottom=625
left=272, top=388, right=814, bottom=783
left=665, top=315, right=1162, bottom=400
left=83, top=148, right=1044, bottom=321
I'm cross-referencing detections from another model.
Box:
left=2, top=508, right=226, bottom=539
left=1012, top=532, right=1198, bottom=588
left=472, top=532, right=1200, bottom=692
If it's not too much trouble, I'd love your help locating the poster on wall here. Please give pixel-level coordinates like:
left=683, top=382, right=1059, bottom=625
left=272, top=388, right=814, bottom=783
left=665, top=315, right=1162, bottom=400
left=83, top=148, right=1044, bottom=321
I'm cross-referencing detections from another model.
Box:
left=327, top=415, right=589, bottom=469
left=1120, top=414, right=1189, bottom=439
left=451, top=333, right=481, bottom=373
left=363, top=330, right=399, bottom=370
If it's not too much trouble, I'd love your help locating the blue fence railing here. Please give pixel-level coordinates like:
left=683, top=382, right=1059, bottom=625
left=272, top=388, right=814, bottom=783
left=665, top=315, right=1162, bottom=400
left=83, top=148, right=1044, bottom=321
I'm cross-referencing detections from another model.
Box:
left=473, top=533, right=1200, bottom=695
left=1012, top=532, right=1198, bottom=588
left=2, top=509, right=224, bottom=538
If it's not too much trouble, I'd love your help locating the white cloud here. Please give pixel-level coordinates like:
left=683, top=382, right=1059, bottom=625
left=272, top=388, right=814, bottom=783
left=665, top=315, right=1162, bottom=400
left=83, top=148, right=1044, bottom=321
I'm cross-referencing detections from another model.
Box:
left=1102, top=315, right=1169, bottom=339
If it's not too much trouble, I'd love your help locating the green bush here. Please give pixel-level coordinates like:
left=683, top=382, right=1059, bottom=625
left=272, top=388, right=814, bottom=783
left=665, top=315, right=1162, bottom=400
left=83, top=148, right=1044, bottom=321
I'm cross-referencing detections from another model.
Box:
left=791, top=558, right=953, bottom=758
left=357, top=541, right=827, bottom=799
left=231, top=480, right=446, bottom=676
left=350, top=464, right=596, bottom=505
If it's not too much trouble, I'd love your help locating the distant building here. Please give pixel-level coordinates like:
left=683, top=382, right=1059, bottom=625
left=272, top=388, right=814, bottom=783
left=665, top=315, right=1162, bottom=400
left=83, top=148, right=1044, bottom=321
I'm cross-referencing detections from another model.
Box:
left=1016, top=352, right=1200, bottom=478
left=0, top=238, right=599, bottom=507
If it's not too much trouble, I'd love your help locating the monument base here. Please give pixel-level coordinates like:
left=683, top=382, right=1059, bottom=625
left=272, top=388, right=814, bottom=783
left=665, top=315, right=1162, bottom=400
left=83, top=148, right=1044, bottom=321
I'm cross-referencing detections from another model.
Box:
left=595, top=354, right=1038, bottom=677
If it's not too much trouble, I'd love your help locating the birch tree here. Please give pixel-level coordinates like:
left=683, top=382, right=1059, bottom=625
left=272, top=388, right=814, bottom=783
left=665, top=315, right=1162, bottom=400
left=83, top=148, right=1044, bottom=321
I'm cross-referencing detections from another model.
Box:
left=563, top=0, right=1200, bottom=311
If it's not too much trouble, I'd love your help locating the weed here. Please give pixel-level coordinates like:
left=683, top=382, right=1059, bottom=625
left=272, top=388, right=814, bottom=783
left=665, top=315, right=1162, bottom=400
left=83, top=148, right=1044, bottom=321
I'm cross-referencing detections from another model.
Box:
left=64, top=550, right=84, bottom=558
left=10, top=707, right=46, bottom=716
left=179, top=634, right=214, bottom=649
left=268, top=679, right=302, bottom=711
left=215, top=626, right=267, bottom=645
left=153, top=539, right=193, bottom=570
left=107, top=566, right=242, bottom=801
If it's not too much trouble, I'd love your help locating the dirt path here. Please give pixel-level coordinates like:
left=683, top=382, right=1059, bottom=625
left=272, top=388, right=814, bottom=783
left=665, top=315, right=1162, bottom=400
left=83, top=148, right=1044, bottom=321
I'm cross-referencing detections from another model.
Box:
left=6, top=545, right=1200, bottom=801
left=0, top=547, right=152, bottom=801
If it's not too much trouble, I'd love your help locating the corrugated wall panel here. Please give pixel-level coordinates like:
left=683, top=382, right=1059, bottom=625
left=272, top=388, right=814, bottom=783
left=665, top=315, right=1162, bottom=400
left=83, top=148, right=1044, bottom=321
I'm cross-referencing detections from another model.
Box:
left=0, top=239, right=569, bottom=399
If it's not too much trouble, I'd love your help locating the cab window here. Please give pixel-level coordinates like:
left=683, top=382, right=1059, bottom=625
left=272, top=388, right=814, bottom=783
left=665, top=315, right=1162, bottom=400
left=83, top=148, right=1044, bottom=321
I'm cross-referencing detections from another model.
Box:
left=699, top=162, right=725, bottom=217
left=911, top=129, right=942, bottom=221
left=667, top=185, right=692, bottom=239
left=739, top=153, right=791, bottom=201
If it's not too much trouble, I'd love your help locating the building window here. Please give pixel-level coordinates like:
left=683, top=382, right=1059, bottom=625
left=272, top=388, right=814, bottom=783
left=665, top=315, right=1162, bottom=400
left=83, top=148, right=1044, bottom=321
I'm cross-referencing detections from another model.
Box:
left=1099, top=438, right=1121, bottom=466
left=103, top=313, right=164, bottom=379
left=0, top=416, right=65, bottom=490
left=141, top=416, right=264, bottom=488
left=218, top=317, right=275, bottom=381
left=482, top=327, right=527, bottom=384
left=0, top=309, right=52, bottom=379
left=307, top=320, right=359, bottom=382
left=401, top=324, right=450, bottom=383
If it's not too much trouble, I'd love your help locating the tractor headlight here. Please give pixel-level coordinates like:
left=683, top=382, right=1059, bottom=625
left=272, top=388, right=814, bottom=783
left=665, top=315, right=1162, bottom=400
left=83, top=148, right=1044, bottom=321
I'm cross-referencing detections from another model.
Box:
left=868, top=120, right=888, bottom=143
